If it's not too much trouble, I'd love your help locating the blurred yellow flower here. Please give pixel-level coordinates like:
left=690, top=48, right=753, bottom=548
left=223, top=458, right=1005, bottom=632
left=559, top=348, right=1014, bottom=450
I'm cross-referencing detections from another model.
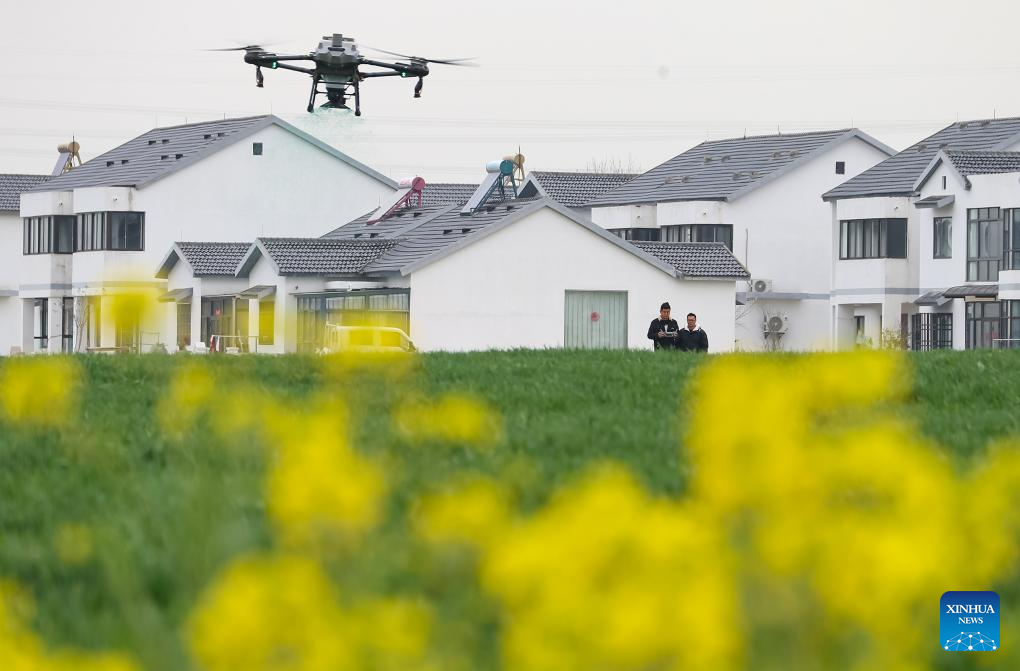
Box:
left=156, top=363, right=215, bottom=439
left=0, top=356, right=79, bottom=427
left=414, top=476, right=512, bottom=547
left=0, top=580, right=138, bottom=671
left=265, top=408, right=386, bottom=548
left=187, top=554, right=433, bottom=671
left=395, top=394, right=503, bottom=448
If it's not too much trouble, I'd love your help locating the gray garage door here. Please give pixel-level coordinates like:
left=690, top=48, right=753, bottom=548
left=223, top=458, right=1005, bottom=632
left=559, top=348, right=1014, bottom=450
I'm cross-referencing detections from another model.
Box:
left=564, top=290, right=628, bottom=349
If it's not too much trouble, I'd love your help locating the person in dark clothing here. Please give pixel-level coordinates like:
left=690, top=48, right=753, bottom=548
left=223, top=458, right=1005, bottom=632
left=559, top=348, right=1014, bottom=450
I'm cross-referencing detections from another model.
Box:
left=676, top=312, right=709, bottom=352
left=647, top=302, right=681, bottom=350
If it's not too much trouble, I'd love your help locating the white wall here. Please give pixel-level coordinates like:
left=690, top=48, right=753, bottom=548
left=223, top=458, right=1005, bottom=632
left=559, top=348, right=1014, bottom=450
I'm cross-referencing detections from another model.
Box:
left=409, top=207, right=736, bottom=352
left=0, top=212, right=23, bottom=355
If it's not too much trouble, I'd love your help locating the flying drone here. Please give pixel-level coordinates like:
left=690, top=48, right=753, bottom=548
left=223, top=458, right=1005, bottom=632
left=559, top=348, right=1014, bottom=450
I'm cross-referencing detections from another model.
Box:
left=214, top=33, right=473, bottom=116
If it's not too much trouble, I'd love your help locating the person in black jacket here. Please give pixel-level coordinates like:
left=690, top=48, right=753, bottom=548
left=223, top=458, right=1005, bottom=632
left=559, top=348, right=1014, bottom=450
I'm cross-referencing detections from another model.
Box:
left=647, top=302, right=681, bottom=350
left=676, top=312, right=709, bottom=352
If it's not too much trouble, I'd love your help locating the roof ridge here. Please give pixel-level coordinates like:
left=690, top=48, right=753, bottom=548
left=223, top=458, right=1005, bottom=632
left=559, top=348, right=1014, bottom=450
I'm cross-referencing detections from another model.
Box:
left=701, top=128, right=853, bottom=144
left=145, top=115, right=272, bottom=133
left=945, top=148, right=1020, bottom=155
left=0, top=173, right=50, bottom=178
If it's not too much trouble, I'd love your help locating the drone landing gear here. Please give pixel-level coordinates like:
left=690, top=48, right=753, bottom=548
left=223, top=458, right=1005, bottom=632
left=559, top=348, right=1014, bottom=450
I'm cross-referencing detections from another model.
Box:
left=255, top=66, right=264, bottom=88
left=307, top=74, right=320, bottom=113
left=414, top=76, right=423, bottom=98
left=307, top=75, right=361, bottom=116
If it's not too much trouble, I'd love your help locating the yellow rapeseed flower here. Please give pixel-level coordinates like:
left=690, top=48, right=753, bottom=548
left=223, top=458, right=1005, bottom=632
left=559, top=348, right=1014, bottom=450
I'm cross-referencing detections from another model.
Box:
left=187, top=554, right=434, bottom=671
left=0, top=356, right=80, bottom=427
left=414, top=476, right=512, bottom=547
left=0, top=580, right=139, bottom=671
left=265, top=408, right=386, bottom=548
left=394, top=394, right=503, bottom=448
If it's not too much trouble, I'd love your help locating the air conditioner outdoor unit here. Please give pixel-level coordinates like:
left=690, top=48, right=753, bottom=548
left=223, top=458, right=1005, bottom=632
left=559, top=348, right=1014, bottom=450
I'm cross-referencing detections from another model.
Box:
left=749, top=278, right=773, bottom=294
left=764, top=315, right=789, bottom=335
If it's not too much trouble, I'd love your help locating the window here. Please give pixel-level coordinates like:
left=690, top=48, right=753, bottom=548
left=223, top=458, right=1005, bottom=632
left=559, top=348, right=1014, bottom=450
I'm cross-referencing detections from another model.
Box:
left=259, top=300, right=275, bottom=346
left=966, top=208, right=1002, bottom=281
left=662, top=224, right=734, bottom=250
left=910, top=313, right=952, bottom=350
left=942, top=175, right=948, bottom=190
left=61, top=297, right=74, bottom=353
left=965, top=301, right=1001, bottom=349
left=1005, top=209, right=1020, bottom=271
left=201, top=297, right=235, bottom=348
left=933, top=217, right=952, bottom=259
left=835, top=161, right=845, bottom=175
left=1002, top=300, right=1020, bottom=349
left=74, top=212, right=144, bottom=251
left=296, top=291, right=410, bottom=353
left=84, top=296, right=101, bottom=349
left=107, top=212, right=144, bottom=250
left=33, top=298, right=48, bottom=351
left=854, top=315, right=865, bottom=343
left=839, top=219, right=907, bottom=259
left=253, top=142, right=263, bottom=155
left=22, top=215, right=74, bottom=255
left=609, top=228, right=660, bottom=242
left=176, top=303, right=192, bottom=351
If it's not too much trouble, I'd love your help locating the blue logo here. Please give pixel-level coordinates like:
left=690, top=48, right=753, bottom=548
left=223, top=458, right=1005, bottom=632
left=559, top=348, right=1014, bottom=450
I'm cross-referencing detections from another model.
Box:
left=941, top=591, right=999, bottom=652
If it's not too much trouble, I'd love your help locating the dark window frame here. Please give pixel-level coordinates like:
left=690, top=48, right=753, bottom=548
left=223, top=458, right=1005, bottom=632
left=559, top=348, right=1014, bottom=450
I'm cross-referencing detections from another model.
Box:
left=966, top=207, right=1002, bottom=281
left=1005, top=209, right=1020, bottom=272
left=662, top=223, right=734, bottom=251
left=609, top=228, right=660, bottom=242
left=965, top=300, right=1002, bottom=349
left=253, top=142, right=264, bottom=156
left=933, top=216, right=952, bottom=259
left=910, top=312, right=952, bottom=350
left=22, top=215, right=75, bottom=255
left=835, top=161, right=846, bottom=175
left=73, top=211, right=145, bottom=252
left=839, top=218, right=907, bottom=260
left=258, top=299, right=275, bottom=346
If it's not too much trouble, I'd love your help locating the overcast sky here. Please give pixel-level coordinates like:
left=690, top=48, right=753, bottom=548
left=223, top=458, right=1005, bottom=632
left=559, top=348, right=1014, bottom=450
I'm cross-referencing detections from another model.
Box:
left=4, top=0, right=1020, bottom=181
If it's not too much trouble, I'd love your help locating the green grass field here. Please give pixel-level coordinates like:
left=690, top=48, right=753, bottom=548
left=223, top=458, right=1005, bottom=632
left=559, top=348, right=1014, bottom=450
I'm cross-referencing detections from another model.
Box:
left=2, top=350, right=1019, bottom=670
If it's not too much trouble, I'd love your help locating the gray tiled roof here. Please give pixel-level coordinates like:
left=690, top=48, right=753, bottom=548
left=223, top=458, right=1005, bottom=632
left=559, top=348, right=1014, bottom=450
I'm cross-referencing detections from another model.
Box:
left=526, top=171, right=638, bottom=208
left=176, top=242, right=252, bottom=276
left=258, top=237, right=399, bottom=275
left=824, top=117, right=1020, bottom=200
left=590, top=129, right=869, bottom=206
left=323, top=203, right=452, bottom=240
left=30, top=117, right=274, bottom=191
left=945, top=150, right=1020, bottom=176
left=364, top=201, right=539, bottom=273
left=943, top=284, right=998, bottom=298
left=28, top=115, right=396, bottom=193
left=631, top=242, right=750, bottom=279
left=422, top=183, right=478, bottom=207
left=0, top=174, right=49, bottom=211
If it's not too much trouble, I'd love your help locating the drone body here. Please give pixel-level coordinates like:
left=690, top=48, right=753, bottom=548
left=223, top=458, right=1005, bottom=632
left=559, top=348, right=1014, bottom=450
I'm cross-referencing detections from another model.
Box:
left=223, top=33, right=470, bottom=116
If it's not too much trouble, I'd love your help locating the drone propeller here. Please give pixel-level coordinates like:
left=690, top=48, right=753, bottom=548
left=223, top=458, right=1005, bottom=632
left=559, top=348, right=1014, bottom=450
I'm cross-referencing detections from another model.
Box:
left=362, top=45, right=477, bottom=66
left=205, top=45, right=268, bottom=52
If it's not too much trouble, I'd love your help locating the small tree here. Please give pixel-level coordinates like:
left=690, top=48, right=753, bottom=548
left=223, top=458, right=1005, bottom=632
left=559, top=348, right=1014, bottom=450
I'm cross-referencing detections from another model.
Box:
left=583, top=156, right=642, bottom=175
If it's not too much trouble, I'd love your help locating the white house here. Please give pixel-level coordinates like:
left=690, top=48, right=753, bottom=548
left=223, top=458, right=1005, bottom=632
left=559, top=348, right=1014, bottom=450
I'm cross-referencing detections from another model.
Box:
left=15, top=115, right=397, bottom=354
left=162, top=196, right=749, bottom=353
left=823, top=116, right=1020, bottom=349
left=587, top=129, right=895, bottom=351
left=0, top=174, right=49, bottom=355
left=906, top=149, right=1020, bottom=349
